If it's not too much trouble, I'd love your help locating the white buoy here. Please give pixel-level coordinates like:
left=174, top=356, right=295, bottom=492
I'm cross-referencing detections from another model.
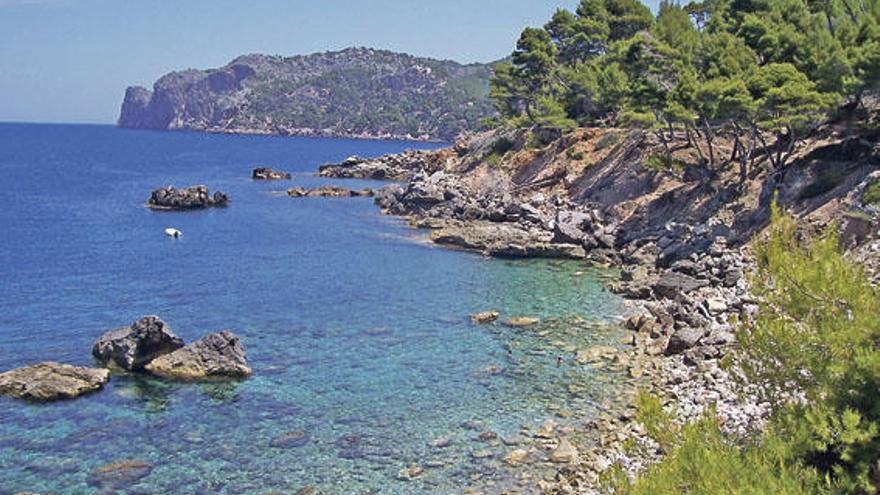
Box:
left=165, top=228, right=182, bottom=239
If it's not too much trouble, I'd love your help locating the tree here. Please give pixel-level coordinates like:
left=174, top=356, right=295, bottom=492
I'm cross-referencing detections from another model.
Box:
left=748, top=63, right=836, bottom=169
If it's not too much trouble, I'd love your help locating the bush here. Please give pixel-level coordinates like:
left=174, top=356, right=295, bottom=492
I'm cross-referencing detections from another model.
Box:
left=643, top=154, right=686, bottom=172
left=595, top=132, right=621, bottom=151
left=567, top=147, right=586, bottom=160
left=862, top=180, right=880, bottom=206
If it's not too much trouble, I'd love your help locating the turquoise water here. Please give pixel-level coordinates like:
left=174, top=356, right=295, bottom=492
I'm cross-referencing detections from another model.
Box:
left=0, top=124, right=628, bottom=494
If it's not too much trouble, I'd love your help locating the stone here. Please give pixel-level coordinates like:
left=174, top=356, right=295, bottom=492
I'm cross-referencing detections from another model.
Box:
left=397, top=465, right=424, bottom=480
left=534, top=420, right=556, bottom=439
left=503, top=316, right=540, bottom=328
left=504, top=449, right=528, bottom=466
left=295, top=487, right=318, bottom=495
left=145, top=331, right=252, bottom=380
left=471, top=311, right=499, bottom=324
left=665, top=327, right=704, bottom=355
left=705, top=297, right=728, bottom=314
left=653, top=272, right=709, bottom=299
left=553, top=210, right=591, bottom=245
left=0, top=362, right=110, bottom=401
left=287, top=186, right=373, bottom=197
left=148, top=185, right=228, bottom=210
left=270, top=430, right=311, bottom=448
left=575, top=346, right=618, bottom=364
left=251, top=167, right=291, bottom=180
left=93, top=316, right=184, bottom=371
left=550, top=438, right=579, bottom=464
left=87, top=460, right=153, bottom=490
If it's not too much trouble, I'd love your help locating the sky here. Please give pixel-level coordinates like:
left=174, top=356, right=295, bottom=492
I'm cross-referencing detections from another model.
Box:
left=0, top=0, right=657, bottom=124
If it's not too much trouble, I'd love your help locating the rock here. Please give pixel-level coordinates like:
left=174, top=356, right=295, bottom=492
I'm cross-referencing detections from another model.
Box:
left=87, top=460, right=153, bottom=490
left=148, top=185, right=228, bottom=210
left=287, top=186, right=374, bottom=197
left=653, top=272, right=709, bottom=299
left=575, top=346, right=618, bottom=364
left=553, top=210, right=591, bottom=245
left=93, top=316, right=184, bottom=371
left=504, top=449, right=529, bottom=466
left=535, top=420, right=556, bottom=439
left=145, top=331, right=252, bottom=380
left=470, top=311, right=499, bottom=324
left=270, top=430, right=311, bottom=448
left=665, top=327, right=704, bottom=355
left=550, top=438, right=579, bottom=464
left=503, top=316, right=540, bottom=327
left=252, top=167, right=291, bottom=180
left=0, top=362, right=110, bottom=401
left=397, top=465, right=424, bottom=480
left=705, top=297, right=728, bottom=314
left=295, top=487, right=318, bottom=495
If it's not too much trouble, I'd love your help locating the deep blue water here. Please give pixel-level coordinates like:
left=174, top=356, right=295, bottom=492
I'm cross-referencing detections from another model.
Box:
left=0, top=123, right=627, bottom=494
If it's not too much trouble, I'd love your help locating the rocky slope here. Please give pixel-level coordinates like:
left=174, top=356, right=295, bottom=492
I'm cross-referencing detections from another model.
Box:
left=119, top=47, right=496, bottom=141
left=318, top=124, right=880, bottom=493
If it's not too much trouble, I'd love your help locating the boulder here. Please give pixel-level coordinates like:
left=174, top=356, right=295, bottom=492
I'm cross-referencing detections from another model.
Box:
left=145, top=331, right=252, bottom=380
left=550, top=437, right=579, bottom=464
left=148, top=185, right=228, bottom=210
left=252, top=167, right=291, bottom=180
left=653, top=272, right=709, bottom=299
left=0, top=362, right=110, bottom=401
left=93, top=316, right=184, bottom=371
left=288, top=186, right=373, bottom=198
left=553, top=210, right=591, bottom=245
left=665, top=327, right=704, bottom=355
left=471, top=311, right=499, bottom=324
left=270, top=430, right=311, bottom=448
left=503, top=316, right=540, bottom=327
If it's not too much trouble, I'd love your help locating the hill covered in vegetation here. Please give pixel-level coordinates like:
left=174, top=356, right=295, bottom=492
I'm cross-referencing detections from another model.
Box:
left=118, top=47, right=495, bottom=141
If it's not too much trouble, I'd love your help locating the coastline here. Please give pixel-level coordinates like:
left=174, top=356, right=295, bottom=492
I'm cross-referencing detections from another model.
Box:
left=314, top=126, right=879, bottom=493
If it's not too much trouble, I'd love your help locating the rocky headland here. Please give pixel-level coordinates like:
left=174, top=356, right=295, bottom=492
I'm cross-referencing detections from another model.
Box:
left=118, top=47, right=496, bottom=142
left=317, top=125, right=880, bottom=492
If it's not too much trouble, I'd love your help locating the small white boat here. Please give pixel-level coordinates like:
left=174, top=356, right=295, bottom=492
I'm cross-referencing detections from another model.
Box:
left=165, top=228, right=182, bottom=238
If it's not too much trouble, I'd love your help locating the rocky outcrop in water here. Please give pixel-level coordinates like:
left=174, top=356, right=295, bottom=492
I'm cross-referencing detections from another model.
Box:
left=287, top=186, right=374, bottom=198
left=92, top=316, right=184, bottom=371
left=148, top=185, right=229, bottom=210
left=318, top=152, right=434, bottom=181
left=145, top=331, right=251, bottom=380
left=0, top=362, right=110, bottom=401
left=252, top=168, right=291, bottom=180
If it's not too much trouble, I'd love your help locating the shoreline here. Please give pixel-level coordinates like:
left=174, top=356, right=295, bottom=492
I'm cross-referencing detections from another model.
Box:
left=313, top=134, right=789, bottom=493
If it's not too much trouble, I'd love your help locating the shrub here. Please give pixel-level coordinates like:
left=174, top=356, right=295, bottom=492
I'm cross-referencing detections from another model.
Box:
left=566, top=147, right=586, bottom=160
left=862, top=180, right=880, bottom=206
left=595, top=132, right=620, bottom=151
left=643, top=154, right=686, bottom=172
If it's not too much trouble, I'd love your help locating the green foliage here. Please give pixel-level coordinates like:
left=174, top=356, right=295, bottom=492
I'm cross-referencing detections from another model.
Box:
left=566, top=147, right=586, bottom=160
left=595, top=131, right=621, bottom=150
left=489, top=0, right=874, bottom=168
left=643, top=153, right=687, bottom=171
left=863, top=180, right=880, bottom=205
left=741, top=204, right=880, bottom=492
left=604, top=394, right=820, bottom=494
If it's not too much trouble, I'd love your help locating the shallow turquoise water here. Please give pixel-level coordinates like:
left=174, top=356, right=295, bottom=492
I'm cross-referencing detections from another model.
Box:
left=0, top=124, right=627, bottom=494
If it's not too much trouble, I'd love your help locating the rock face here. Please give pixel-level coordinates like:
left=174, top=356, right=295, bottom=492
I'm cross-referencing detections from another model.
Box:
left=145, top=331, right=252, bottom=380
left=287, top=186, right=374, bottom=198
left=252, top=167, right=291, bottom=180
left=148, top=185, right=229, bottom=210
left=0, top=362, right=110, bottom=401
left=93, top=316, right=184, bottom=371
left=118, top=47, right=495, bottom=141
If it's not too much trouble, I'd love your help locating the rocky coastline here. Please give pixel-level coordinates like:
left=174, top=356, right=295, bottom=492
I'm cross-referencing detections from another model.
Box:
left=148, top=185, right=229, bottom=210
left=315, top=127, right=879, bottom=493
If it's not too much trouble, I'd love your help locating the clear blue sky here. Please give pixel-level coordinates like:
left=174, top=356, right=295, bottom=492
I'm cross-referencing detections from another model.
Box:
left=0, top=0, right=657, bottom=124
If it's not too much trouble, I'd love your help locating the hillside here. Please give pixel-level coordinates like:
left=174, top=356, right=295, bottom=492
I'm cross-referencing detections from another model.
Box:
left=118, top=47, right=496, bottom=141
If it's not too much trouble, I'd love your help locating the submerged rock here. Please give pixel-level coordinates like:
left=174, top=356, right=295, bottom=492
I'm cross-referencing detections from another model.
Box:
left=87, top=460, right=153, bottom=490
left=504, top=448, right=529, bottom=466
left=550, top=437, right=579, bottom=464
left=503, top=316, right=541, bottom=328
left=93, top=316, right=184, bottom=371
left=145, top=331, right=252, bottom=380
left=470, top=311, right=499, bottom=324
left=148, top=185, right=229, bottom=210
left=0, top=362, right=110, bottom=401
left=252, top=167, right=291, bottom=180
left=270, top=430, right=311, bottom=448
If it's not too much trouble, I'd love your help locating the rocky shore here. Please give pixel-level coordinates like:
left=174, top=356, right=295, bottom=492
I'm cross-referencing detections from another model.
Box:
left=314, top=127, right=879, bottom=493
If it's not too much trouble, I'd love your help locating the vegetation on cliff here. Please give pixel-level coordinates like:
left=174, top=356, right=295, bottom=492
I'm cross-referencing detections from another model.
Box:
left=119, top=47, right=495, bottom=141
left=490, top=0, right=878, bottom=173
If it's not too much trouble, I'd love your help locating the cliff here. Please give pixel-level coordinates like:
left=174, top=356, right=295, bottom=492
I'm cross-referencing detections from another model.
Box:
left=118, top=47, right=496, bottom=141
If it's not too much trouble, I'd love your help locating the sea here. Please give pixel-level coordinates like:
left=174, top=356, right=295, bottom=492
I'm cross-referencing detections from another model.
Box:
left=0, top=123, right=629, bottom=494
